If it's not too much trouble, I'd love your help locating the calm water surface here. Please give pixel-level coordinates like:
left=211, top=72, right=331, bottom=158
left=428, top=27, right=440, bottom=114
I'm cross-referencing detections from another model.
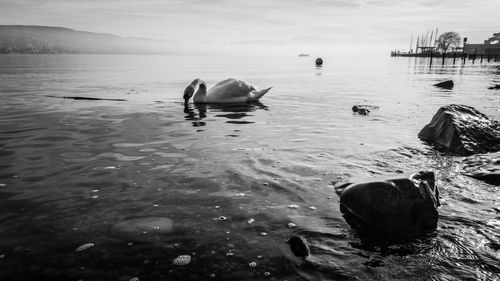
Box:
left=0, top=54, right=499, bottom=280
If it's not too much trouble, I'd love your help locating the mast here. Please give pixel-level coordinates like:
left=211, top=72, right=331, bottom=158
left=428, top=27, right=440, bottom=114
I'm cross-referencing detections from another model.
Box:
left=434, top=28, right=439, bottom=47
left=416, top=36, right=420, bottom=53
left=409, top=35, right=414, bottom=53
left=429, top=30, right=434, bottom=49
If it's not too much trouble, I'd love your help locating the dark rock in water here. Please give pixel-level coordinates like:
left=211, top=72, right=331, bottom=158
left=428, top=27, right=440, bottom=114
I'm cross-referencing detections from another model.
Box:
left=418, top=104, right=500, bottom=156
left=315, top=58, right=323, bottom=66
left=461, top=152, right=500, bottom=185
left=488, top=84, right=500, bottom=90
left=334, top=171, right=440, bottom=237
left=434, top=80, right=454, bottom=89
left=352, top=105, right=380, bottom=115
left=288, top=235, right=310, bottom=258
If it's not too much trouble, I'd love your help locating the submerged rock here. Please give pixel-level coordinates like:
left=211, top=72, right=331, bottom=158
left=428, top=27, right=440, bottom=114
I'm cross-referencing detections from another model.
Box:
left=461, top=152, right=500, bottom=185
left=112, top=217, right=173, bottom=238
left=288, top=235, right=310, bottom=258
left=488, top=84, right=500, bottom=90
left=334, top=171, right=440, bottom=237
left=315, top=58, right=323, bottom=66
left=352, top=105, right=380, bottom=115
left=434, top=80, right=454, bottom=89
left=418, top=104, right=500, bottom=155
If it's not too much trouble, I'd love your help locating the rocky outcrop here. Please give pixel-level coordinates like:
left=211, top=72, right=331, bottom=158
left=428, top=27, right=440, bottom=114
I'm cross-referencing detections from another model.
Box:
left=418, top=104, right=500, bottom=156
left=461, top=152, right=500, bottom=185
left=315, top=58, right=323, bottom=66
left=334, top=171, right=440, bottom=237
left=352, top=105, right=379, bottom=115
left=434, top=80, right=454, bottom=89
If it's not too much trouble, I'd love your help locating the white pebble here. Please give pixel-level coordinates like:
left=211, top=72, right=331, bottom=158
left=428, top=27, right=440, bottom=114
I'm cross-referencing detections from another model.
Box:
left=249, top=261, right=257, bottom=267
left=264, top=271, right=271, bottom=276
left=91, top=189, right=99, bottom=193
left=214, top=206, right=220, bottom=209
left=287, top=223, right=296, bottom=229
left=0, top=183, right=6, bottom=187
left=173, top=255, right=191, bottom=266
left=260, top=232, right=267, bottom=236
left=91, top=195, right=98, bottom=199
left=225, top=251, right=234, bottom=257
left=308, top=206, right=316, bottom=210
left=288, top=204, right=299, bottom=209
left=129, top=277, right=139, bottom=281
left=127, top=242, right=133, bottom=246
left=209, top=273, right=216, bottom=278
left=153, top=204, right=159, bottom=207
left=0, top=254, right=5, bottom=259
left=218, top=216, right=227, bottom=221
left=153, top=226, right=160, bottom=230
left=247, top=218, right=255, bottom=225
left=75, top=243, right=94, bottom=252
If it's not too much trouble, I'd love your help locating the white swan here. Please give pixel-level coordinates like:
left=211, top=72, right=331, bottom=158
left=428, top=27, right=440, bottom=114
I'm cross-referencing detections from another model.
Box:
left=183, top=78, right=271, bottom=104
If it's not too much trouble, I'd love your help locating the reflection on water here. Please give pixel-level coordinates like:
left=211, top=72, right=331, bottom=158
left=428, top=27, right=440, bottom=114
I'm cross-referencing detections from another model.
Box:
left=0, top=54, right=499, bottom=280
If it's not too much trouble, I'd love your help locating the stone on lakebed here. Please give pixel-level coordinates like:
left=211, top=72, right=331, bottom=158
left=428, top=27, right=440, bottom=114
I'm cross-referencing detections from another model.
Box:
left=112, top=217, right=173, bottom=237
left=418, top=104, right=500, bottom=156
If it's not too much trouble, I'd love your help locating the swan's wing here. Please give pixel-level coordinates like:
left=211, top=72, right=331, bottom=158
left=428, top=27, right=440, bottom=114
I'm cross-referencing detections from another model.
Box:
left=207, top=78, right=255, bottom=102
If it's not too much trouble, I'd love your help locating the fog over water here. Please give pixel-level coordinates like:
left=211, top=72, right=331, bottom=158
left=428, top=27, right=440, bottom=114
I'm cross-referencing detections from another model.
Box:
left=1, top=0, right=499, bottom=55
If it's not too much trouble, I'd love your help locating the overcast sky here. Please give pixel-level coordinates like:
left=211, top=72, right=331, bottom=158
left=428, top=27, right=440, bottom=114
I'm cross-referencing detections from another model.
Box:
left=0, top=0, right=498, bottom=55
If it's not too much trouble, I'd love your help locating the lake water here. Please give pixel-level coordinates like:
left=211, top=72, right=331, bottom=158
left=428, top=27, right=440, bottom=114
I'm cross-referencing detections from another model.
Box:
left=0, top=54, right=499, bottom=280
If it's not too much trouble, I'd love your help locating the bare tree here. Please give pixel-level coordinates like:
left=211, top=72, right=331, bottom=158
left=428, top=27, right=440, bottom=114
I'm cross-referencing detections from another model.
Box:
left=436, top=32, right=461, bottom=54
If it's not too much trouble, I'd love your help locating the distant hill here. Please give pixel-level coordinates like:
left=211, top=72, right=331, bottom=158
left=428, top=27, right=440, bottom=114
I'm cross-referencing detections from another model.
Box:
left=0, top=25, right=177, bottom=54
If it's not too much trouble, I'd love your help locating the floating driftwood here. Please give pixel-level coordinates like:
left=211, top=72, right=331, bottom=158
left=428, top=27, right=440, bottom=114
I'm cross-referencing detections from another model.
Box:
left=46, top=95, right=127, bottom=101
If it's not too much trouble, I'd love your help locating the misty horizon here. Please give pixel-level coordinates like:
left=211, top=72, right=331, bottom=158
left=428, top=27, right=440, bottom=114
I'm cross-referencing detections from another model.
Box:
left=1, top=0, right=499, bottom=56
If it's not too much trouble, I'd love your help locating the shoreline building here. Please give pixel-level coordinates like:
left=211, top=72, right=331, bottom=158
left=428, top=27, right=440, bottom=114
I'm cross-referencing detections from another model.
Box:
left=464, top=32, right=500, bottom=55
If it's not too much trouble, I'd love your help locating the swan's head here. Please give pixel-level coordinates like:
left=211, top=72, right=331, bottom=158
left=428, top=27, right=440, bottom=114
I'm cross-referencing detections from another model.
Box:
left=183, top=85, right=195, bottom=105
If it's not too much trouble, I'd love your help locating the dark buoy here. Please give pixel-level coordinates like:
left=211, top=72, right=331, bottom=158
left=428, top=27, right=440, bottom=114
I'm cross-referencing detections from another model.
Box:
left=315, top=58, right=323, bottom=66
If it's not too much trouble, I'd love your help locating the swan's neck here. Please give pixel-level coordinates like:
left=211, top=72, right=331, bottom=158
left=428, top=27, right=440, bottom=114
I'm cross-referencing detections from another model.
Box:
left=193, top=83, right=207, bottom=103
